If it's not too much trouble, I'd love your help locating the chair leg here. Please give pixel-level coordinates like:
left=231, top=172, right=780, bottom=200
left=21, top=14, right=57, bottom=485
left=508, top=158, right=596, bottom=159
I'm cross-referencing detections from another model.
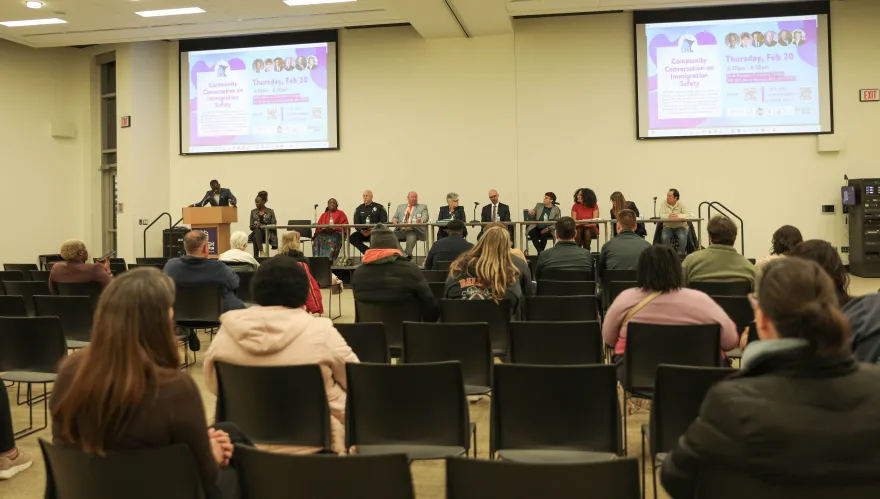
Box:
left=641, top=430, right=646, bottom=499
left=651, top=453, right=658, bottom=499
left=13, top=382, right=49, bottom=440
left=472, top=425, right=478, bottom=459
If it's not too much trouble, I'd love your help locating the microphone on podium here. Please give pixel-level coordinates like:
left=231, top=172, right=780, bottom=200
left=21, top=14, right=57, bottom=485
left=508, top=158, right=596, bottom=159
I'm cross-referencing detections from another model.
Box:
left=472, top=201, right=480, bottom=223
left=652, top=196, right=659, bottom=219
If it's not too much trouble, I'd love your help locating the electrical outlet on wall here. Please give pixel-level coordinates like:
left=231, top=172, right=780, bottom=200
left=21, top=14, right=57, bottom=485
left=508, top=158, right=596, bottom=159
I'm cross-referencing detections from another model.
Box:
left=841, top=246, right=849, bottom=253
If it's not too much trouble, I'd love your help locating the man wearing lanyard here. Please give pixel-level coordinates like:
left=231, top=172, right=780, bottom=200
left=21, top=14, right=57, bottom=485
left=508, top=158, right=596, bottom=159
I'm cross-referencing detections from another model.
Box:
left=392, top=191, right=430, bottom=260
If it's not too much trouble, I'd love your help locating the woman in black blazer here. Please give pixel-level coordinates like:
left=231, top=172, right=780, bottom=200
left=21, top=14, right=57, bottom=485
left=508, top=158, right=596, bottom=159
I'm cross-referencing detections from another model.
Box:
left=437, top=192, right=468, bottom=239
left=609, top=191, right=647, bottom=238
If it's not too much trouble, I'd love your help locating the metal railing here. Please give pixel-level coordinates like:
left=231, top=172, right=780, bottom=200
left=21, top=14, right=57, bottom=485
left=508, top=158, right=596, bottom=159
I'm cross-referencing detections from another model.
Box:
left=142, top=212, right=172, bottom=258
left=698, top=201, right=745, bottom=255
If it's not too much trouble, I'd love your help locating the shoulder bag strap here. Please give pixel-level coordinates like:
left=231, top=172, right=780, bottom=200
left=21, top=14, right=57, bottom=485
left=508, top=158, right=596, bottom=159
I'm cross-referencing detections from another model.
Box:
left=622, top=290, right=662, bottom=325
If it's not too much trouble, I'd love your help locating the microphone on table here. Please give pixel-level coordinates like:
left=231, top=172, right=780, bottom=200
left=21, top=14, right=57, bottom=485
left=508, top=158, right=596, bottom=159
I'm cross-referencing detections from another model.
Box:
left=651, top=196, right=660, bottom=220
left=313, top=204, right=319, bottom=223
left=472, top=201, right=480, bottom=223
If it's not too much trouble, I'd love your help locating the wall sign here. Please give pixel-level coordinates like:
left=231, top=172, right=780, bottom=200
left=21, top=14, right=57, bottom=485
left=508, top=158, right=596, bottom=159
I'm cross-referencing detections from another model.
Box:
left=121, top=116, right=131, bottom=127
left=860, top=89, right=879, bottom=102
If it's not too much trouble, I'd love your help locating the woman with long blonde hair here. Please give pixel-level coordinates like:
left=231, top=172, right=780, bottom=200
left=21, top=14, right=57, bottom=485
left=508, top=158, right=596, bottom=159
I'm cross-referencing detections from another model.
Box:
left=446, top=226, right=526, bottom=313
left=275, top=230, right=323, bottom=314
left=609, top=191, right=647, bottom=237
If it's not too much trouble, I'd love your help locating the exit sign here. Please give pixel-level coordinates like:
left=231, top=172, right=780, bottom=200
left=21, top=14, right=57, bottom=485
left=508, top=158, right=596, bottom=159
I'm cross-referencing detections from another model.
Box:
left=861, top=89, right=880, bottom=102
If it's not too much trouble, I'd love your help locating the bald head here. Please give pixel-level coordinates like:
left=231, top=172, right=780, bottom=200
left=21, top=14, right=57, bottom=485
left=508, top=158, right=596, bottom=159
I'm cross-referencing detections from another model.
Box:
left=362, top=190, right=373, bottom=204
left=184, top=230, right=209, bottom=256
left=407, top=191, right=418, bottom=206
left=488, top=190, right=499, bottom=204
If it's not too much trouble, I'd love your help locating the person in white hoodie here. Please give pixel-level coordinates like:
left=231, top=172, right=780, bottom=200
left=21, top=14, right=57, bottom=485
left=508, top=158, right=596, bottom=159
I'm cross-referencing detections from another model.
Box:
left=204, top=257, right=358, bottom=454
left=218, top=231, right=260, bottom=270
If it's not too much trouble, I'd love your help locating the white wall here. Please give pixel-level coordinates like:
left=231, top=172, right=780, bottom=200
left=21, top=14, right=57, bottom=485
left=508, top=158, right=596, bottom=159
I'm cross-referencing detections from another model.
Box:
left=0, top=39, right=90, bottom=264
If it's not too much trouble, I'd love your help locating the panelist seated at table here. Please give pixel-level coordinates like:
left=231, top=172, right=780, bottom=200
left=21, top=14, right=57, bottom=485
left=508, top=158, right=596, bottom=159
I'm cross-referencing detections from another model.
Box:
left=392, top=191, right=429, bottom=260
left=526, top=192, right=562, bottom=255
left=193, top=179, right=237, bottom=207
left=314, top=198, right=348, bottom=261
left=349, top=190, right=388, bottom=255
left=437, top=192, right=468, bottom=239
left=479, top=189, right=514, bottom=240
left=659, top=188, right=690, bottom=256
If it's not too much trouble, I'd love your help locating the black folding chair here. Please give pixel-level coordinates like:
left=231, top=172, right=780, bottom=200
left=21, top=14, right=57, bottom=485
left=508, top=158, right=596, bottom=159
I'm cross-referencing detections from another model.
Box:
left=508, top=321, right=603, bottom=365
left=345, top=362, right=473, bottom=460
left=34, top=295, right=94, bottom=349
left=2, top=280, right=50, bottom=316
left=695, top=465, right=880, bottom=499
left=335, top=323, right=390, bottom=364
left=127, top=263, right=163, bottom=270
left=0, top=317, right=67, bottom=438
left=234, top=271, right=255, bottom=304
left=491, top=364, right=621, bottom=462
left=440, top=299, right=512, bottom=357
left=712, top=295, right=753, bottom=334
left=0, top=270, right=27, bottom=286
left=222, top=261, right=255, bottom=273
left=109, top=262, right=128, bottom=276
left=0, top=295, right=28, bottom=317
left=215, top=362, right=332, bottom=452
left=607, top=281, right=638, bottom=309
left=421, top=270, right=448, bottom=283
left=435, top=261, right=453, bottom=271
left=447, top=456, right=640, bottom=499
left=402, top=322, right=492, bottom=395
left=308, top=256, right=341, bottom=320
left=539, top=268, right=593, bottom=282
left=287, top=219, right=314, bottom=251
left=603, top=269, right=638, bottom=285
left=29, top=270, right=51, bottom=282
left=355, top=299, right=423, bottom=356
left=536, top=280, right=596, bottom=296
left=687, top=280, right=752, bottom=296
left=525, top=295, right=598, bottom=321
left=3, top=263, right=38, bottom=277
left=642, top=365, right=734, bottom=499
left=235, top=446, right=415, bottom=499
left=174, top=283, right=223, bottom=366
left=40, top=441, right=204, bottom=499
left=135, top=257, right=168, bottom=267
left=55, top=281, right=104, bottom=310
left=428, top=282, right=445, bottom=301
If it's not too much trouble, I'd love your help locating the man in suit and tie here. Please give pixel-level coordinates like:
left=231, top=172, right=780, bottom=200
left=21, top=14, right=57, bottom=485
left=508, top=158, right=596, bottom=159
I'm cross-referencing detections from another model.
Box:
left=194, top=180, right=237, bottom=207
left=392, top=191, right=430, bottom=260
left=480, top=189, right=514, bottom=241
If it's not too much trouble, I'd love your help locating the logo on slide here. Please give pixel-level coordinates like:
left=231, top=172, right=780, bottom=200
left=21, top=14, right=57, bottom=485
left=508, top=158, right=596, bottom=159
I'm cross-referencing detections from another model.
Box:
left=678, top=34, right=698, bottom=53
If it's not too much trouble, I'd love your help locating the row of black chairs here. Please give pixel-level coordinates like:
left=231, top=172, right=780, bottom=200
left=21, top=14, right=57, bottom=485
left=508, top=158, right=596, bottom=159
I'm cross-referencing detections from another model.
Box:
left=0, top=281, right=102, bottom=315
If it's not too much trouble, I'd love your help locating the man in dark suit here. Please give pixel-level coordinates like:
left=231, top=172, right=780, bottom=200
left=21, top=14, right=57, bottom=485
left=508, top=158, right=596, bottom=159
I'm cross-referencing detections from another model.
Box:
left=424, top=220, right=473, bottom=270
left=479, top=189, right=514, bottom=240
left=194, top=180, right=237, bottom=207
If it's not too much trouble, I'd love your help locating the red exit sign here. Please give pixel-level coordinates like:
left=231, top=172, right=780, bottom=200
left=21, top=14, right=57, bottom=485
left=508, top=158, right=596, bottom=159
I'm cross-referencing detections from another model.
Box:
left=861, top=89, right=880, bottom=102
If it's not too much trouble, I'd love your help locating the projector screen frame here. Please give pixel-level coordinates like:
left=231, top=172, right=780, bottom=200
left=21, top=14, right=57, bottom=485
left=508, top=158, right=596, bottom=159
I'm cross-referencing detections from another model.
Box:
left=178, top=29, right=340, bottom=156
left=632, top=0, right=834, bottom=141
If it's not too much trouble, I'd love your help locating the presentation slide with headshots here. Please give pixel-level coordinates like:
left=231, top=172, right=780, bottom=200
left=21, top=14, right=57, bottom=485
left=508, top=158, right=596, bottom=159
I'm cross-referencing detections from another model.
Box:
left=181, top=42, right=338, bottom=153
left=636, top=14, right=832, bottom=139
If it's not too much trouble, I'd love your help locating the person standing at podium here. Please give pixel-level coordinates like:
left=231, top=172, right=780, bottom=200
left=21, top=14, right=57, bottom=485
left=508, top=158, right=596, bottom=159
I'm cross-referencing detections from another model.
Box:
left=349, top=190, right=388, bottom=255
left=249, top=191, right=277, bottom=257
left=194, top=180, right=237, bottom=207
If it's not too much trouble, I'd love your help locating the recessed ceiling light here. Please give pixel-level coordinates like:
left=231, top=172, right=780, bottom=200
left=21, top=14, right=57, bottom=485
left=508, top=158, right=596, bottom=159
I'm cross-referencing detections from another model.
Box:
left=135, top=7, right=205, bottom=17
left=0, top=17, right=66, bottom=27
left=283, top=0, right=356, bottom=6
left=25, top=1, right=43, bottom=9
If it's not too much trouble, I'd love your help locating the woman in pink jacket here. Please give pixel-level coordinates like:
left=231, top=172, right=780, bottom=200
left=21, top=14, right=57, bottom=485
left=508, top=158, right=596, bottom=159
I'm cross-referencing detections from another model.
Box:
left=204, top=257, right=358, bottom=454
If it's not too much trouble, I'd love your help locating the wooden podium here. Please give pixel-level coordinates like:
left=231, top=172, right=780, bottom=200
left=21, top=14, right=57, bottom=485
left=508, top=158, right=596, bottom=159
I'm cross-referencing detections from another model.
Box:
left=182, top=206, right=238, bottom=258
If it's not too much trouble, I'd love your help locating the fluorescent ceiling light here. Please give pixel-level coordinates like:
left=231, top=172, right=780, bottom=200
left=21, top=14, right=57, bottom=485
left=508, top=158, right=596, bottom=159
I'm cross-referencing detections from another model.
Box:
left=25, top=1, right=43, bottom=9
left=135, top=7, right=205, bottom=17
left=283, top=0, right=356, bottom=6
left=0, top=17, right=66, bottom=27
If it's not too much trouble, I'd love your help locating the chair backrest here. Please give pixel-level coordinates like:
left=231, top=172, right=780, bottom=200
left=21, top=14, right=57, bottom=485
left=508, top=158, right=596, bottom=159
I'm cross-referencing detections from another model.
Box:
left=215, top=362, right=331, bottom=450
left=40, top=440, right=204, bottom=499
left=173, top=284, right=223, bottom=324
left=234, top=271, right=255, bottom=303
left=221, top=260, right=254, bottom=273
left=127, top=263, right=163, bottom=270
left=0, top=316, right=67, bottom=372
left=0, top=295, right=28, bottom=317
left=55, top=281, right=104, bottom=309
left=0, top=270, right=27, bottom=284
left=688, top=280, right=752, bottom=296
left=491, top=364, right=620, bottom=456
left=435, top=260, right=453, bottom=271
left=307, top=257, right=333, bottom=288
left=34, top=295, right=94, bottom=343
left=525, top=295, right=598, bottom=321
left=235, top=445, right=415, bottom=499
left=402, top=322, right=492, bottom=390
left=428, top=282, right=445, bottom=301
left=695, top=465, right=880, bottom=499
left=135, top=257, right=168, bottom=266
left=446, top=456, right=640, bottom=499
left=335, top=323, right=390, bottom=363
left=536, top=280, right=595, bottom=296
left=624, top=323, right=722, bottom=392
left=508, top=321, right=603, bottom=365
left=355, top=299, right=423, bottom=351
left=109, top=257, right=126, bottom=265
left=539, top=268, right=593, bottom=282
left=287, top=219, right=313, bottom=240
left=440, top=299, right=512, bottom=355
left=30, top=270, right=51, bottom=282
left=2, top=280, right=50, bottom=316
left=602, top=269, right=638, bottom=285
left=345, top=362, right=469, bottom=451
left=607, top=281, right=638, bottom=308
left=109, top=262, right=128, bottom=276
left=652, top=365, right=734, bottom=455
left=38, top=254, right=64, bottom=271
left=4, top=263, right=38, bottom=275
left=421, top=270, right=448, bottom=283
left=711, top=295, right=753, bottom=334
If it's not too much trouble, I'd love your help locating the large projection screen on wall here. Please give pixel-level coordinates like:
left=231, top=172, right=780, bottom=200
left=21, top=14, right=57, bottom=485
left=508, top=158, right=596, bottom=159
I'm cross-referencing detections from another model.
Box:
left=634, top=1, right=833, bottom=140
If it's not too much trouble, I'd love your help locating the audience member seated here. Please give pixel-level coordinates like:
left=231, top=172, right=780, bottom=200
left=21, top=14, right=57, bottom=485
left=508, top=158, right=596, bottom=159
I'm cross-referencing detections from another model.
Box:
left=682, top=216, right=756, bottom=287
left=485, top=222, right=535, bottom=297
left=534, top=217, right=592, bottom=280
left=424, top=220, right=473, bottom=271
left=48, top=239, right=112, bottom=294
left=527, top=192, right=562, bottom=254
left=163, top=231, right=245, bottom=312
left=603, top=245, right=738, bottom=383
left=219, top=231, right=260, bottom=270
left=659, top=188, right=690, bottom=256
left=204, top=257, right=358, bottom=454
left=846, top=291, right=880, bottom=364
left=0, top=387, right=30, bottom=480
left=275, top=231, right=323, bottom=315
left=50, top=268, right=239, bottom=498
left=755, top=225, right=803, bottom=274
left=313, top=198, right=348, bottom=261
left=661, top=257, right=880, bottom=497
left=436, top=192, right=468, bottom=240
left=597, top=209, right=650, bottom=282
left=789, top=239, right=851, bottom=307
left=446, top=226, right=526, bottom=315
left=351, top=224, right=438, bottom=321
